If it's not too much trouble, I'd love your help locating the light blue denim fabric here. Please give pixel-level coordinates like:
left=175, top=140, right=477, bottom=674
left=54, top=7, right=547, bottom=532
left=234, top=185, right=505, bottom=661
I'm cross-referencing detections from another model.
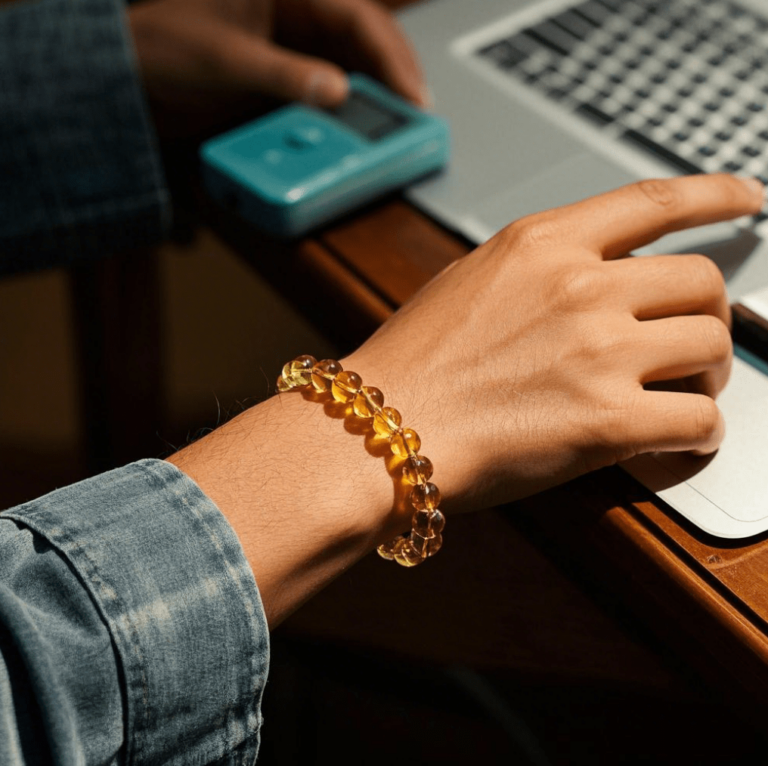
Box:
left=0, top=0, right=170, bottom=274
left=0, top=459, right=270, bottom=765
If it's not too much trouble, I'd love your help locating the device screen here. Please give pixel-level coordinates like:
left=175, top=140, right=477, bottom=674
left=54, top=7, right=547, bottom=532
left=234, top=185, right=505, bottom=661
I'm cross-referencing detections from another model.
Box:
left=327, top=91, right=409, bottom=141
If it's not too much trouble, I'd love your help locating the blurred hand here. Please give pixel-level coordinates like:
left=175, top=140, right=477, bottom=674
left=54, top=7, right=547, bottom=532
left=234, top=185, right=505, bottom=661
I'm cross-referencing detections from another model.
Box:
left=343, top=174, right=764, bottom=513
left=128, top=0, right=427, bottom=135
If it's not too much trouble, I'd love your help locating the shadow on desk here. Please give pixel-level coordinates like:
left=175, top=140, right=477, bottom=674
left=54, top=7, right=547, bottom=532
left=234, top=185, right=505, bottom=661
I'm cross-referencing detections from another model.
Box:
left=261, top=503, right=767, bottom=765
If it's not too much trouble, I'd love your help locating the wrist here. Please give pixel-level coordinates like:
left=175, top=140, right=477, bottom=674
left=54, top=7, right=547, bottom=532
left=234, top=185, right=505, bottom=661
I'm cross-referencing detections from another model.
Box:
left=168, top=386, right=406, bottom=626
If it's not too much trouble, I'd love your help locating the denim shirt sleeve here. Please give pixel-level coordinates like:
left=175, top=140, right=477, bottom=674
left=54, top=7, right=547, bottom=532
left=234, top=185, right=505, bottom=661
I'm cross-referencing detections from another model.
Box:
left=0, top=0, right=170, bottom=274
left=0, top=459, right=270, bottom=765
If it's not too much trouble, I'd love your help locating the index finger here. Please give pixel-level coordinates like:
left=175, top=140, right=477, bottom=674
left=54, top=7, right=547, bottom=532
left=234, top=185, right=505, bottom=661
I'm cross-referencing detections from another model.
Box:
left=552, top=174, right=764, bottom=260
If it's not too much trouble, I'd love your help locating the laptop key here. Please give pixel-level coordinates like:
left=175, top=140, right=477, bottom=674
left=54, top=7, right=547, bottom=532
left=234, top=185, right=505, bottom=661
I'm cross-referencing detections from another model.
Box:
left=594, top=0, right=627, bottom=10
left=524, top=22, right=579, bottom=56
left=622, top=129, right=703, bottom=174
left=574, top=1, right=613, bottom=26
left=575, top=102, right=616, bottom=125
left=551, top=9, right=595, bottom=40
left=477, top=39, right=530, bottom=70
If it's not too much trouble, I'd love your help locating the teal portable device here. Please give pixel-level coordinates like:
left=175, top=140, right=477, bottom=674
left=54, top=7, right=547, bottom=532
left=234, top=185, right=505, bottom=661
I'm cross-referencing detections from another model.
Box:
left=200, top=74, right=449, bottom=237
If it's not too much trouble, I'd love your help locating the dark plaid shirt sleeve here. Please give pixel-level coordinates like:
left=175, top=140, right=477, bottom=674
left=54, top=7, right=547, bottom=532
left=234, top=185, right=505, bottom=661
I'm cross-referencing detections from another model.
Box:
left=0, top=0, right=170, bottom=274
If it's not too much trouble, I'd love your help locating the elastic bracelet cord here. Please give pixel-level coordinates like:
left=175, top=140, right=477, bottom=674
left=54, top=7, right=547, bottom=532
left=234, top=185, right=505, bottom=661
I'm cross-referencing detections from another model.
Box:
left=277, top=355, right=445, bottom=567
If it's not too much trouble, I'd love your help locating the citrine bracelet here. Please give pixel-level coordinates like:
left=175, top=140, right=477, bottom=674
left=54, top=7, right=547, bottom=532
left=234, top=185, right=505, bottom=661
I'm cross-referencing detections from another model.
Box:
left=277, top=355, right=445, bottom=567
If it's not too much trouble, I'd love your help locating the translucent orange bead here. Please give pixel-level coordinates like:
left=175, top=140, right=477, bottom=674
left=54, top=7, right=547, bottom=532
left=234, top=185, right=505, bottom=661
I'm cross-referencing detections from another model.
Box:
left=412, top=508, right=445, bottom=539
left=311, top=359, right=342, bottom=392
left=410, top=482, right=441, bottom=511
left=331, top=370, right=363, bottom=403
left=353, top=386, right=384, bottom=418
left=393, top=537, right=424, bottom=567
left=376, top=539, right=397, bottom=561
left=410, top=531, right=443, bottom=558
left=284, top=355, right=316, bottom=386
left=278, top=354, right=446, bottom=565
left=402, top=455, right=433, bottom=485
left=372, top=407, right=402, bottom=437
left=390, top=428, right=421, bottom=458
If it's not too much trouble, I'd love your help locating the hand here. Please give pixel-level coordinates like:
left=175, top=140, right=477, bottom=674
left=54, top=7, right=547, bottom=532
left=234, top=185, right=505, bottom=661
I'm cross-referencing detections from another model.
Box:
left=170, top=173, right=762, bottom=625
left=128, top=0, right=427, bottom=135
left=343, top=174, right=764, bottom=513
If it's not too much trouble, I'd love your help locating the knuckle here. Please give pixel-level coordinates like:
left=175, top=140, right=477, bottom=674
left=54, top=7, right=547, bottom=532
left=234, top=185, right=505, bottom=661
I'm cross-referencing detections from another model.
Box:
left=587, top=393, right=638, bottom=458
left=553, top=264, right=606, bottom=307
left=692, top=397, right=720, bottom=443
left=689, top=253, right=725, bottom=294
left=503, top=213, right=559, bottom=248
left=699, top=316, right=732, bottom=364
left=635, top=178, right=681, bottom=210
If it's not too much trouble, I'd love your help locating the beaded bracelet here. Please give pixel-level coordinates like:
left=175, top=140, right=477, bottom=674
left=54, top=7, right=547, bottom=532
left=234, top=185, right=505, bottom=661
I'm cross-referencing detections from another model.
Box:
left=277, top=355, right=445, bottom=567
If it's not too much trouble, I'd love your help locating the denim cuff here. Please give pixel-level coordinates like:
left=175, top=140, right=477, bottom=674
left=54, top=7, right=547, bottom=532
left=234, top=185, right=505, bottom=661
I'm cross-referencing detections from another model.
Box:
left=4, top=459, right=269, bottom=765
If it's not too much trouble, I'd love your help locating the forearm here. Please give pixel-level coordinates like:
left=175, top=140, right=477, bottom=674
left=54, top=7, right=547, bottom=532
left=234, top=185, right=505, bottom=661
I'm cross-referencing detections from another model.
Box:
left=167, top=367, right=412, bottom=628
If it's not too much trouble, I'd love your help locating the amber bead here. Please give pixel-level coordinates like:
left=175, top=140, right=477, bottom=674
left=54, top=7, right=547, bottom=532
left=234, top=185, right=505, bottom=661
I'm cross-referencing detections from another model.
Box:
left=393, top=537, right=424, bottom=567
left=408, top=532, right=429, bottom=558
left=410, top=482, right=441, bottom=511
left=331, top=370, right=362, bottom=403
left=279, top=354, right=446, bottom=565
left=311, top=359, right=342, bottom=392
left=402, top=455, right=433, bottom=485
left=390, top=428, right=421, bottom=458
left=376, top=539, right=397, bottom=561
left=412, top=508, right=445, bottom=539
left=372, top=407, right=402, bottom=437
left=285, top=355, right=316, bottom=386
left=353, top=386, right=384, bottom=418
left=410, top=531, right=443, bottom=558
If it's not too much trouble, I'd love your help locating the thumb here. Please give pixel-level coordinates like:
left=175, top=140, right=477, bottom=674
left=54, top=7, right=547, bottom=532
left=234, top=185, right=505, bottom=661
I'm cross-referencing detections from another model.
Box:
left=219, top=34, right=350, bottom=107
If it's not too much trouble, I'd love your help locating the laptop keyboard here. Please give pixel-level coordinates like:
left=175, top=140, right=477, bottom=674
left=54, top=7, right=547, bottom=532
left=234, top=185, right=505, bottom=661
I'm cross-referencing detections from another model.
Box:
left=476, top=0, right=768, bottom=182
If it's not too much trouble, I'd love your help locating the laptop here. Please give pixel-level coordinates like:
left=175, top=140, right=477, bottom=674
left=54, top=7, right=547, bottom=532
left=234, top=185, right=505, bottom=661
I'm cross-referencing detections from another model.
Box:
left=399, top=0, right=768, bottom=538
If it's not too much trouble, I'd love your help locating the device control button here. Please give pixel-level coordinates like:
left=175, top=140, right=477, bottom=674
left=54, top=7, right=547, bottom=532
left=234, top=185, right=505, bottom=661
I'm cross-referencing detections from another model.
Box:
left=284, top=126, right=325, bottom=150
left=263, top=149, right=284, bottom=165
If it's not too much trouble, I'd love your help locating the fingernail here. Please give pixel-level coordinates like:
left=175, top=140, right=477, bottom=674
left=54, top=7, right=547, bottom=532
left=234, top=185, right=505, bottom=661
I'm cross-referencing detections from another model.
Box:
left=305, top=71, right=348, bottom=107
left=736, top=174, right=765, bottom=196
